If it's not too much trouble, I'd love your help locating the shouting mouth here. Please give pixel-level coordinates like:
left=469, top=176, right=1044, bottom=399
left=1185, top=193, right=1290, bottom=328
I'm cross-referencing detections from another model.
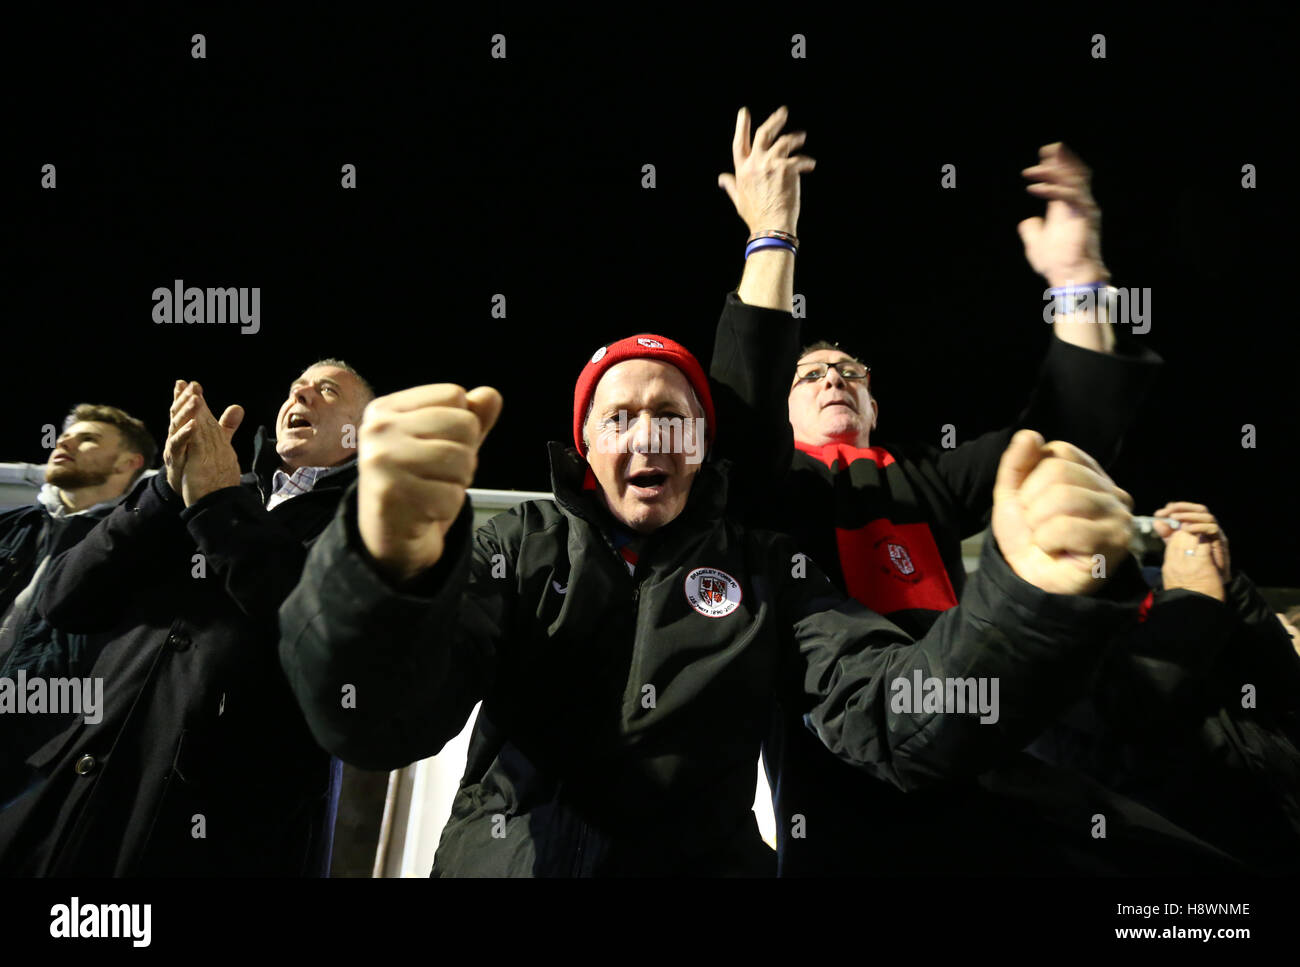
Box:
left=285, top=413, right=314, bottom=434
left=626, top=468, right=669, bottom=498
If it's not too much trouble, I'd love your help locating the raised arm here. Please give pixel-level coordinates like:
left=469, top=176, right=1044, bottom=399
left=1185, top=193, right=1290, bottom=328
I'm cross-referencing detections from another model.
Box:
left=278, top=382, right=504, bottom=770
left=1020, top=141, right=1116, bottom=353
left=278, top=494, right=513, bottom=771
left=710, top=106, right=813, bottom=502
left=931, top=143, right=1163, bottom=533
left=165, top=380, right=328, bottom=621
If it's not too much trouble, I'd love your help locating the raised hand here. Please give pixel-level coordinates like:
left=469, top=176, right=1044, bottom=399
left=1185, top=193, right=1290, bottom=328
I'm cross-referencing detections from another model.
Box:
left=992, top=429, right=1133, bottom=594
left=163, top=380, right=191, bottom=494
left=718, top=105, right=816, bottom=236
left=357, top=384, right=503, bottom=583
left=1018, top=142, right=1109, bottom=288
left=167, top=381, right=245, bottom=506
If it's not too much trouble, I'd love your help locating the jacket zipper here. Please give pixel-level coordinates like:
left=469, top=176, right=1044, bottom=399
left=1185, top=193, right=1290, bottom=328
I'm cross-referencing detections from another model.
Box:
left=567, top=522, right=644, bottom=875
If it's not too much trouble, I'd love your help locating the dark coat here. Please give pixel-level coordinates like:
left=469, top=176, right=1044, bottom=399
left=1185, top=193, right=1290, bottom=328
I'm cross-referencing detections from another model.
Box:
left=0, top=427, right=352, bottom=876
left=1, top=496, right=122, bottom=803
left=1029, top=572, right=1300, bottom=873
left=0, top=497, right=119, bottom=680
left=278, top=441, right=1149, bottom=877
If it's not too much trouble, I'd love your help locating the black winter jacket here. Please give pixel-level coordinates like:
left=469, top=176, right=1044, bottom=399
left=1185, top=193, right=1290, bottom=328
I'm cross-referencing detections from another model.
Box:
left=0, top=428, right=350, bottom=876
left=1030, top=572, right=1300, bottom=873
left=279, top=441, right=1149, bottom=876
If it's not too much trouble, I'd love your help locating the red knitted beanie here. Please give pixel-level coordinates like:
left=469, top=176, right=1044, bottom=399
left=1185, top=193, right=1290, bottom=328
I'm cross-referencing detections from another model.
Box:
left=572, top=334, right=716, bottom=455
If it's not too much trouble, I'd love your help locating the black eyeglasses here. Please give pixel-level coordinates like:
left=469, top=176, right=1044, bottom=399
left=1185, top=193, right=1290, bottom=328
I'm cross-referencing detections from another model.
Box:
left=793, top=360, right=871, bottom=385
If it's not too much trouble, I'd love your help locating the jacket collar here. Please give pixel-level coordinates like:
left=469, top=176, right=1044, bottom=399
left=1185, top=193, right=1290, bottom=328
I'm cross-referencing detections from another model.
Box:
left=37, top=483, right=127, bottom=519
left=251, top=425, right=281, bottom=492
left=249, top=426, right=358, bottom=500
left=545, top=441, right=730, bottom=534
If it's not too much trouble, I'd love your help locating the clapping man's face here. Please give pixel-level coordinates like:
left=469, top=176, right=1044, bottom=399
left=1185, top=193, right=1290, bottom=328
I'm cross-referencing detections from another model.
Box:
left=276, top=364, right=369, bottom=471
left=787, top=350, right=876, bottom=448
left=584, top=359, right=705, bottom=534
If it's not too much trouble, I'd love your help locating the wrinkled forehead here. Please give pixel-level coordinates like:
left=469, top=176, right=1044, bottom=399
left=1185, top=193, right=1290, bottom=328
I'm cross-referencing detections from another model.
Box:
left=288, top=365, right=356, bottom=396
left=591, top=358, right=696, bottom=410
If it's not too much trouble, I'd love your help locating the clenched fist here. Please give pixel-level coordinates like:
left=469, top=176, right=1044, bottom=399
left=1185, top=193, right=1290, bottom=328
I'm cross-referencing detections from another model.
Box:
left=357, top=384, right=503, bottom=583
left=992, top=429, right=1133, bottom=595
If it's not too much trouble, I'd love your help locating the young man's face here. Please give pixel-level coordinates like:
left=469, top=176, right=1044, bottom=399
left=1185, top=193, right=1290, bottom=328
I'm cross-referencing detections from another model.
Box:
left=584, top=359, right=705, bottom=534
left=787, top=350, right=876, bottom=447
left=47, top=421, right=139, bottom=491
left=276, top=365, right=368, bottom=470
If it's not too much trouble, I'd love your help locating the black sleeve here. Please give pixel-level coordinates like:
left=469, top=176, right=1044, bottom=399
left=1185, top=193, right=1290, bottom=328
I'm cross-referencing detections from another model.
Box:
left=707, top=291, right=799, bottom=511
left=181, top=483, right=321, bottom=621
left=1078, top=571, right=1300, bottom=853
left=933, top=336, right=1163, bottom=536
left=780, top=531, right=1146, bottom=790
left=1222, top=569, right=1300, bottom=714
left=1094, top=571, right=1300, bottom=734
left=1090, top=589, right=1237, bottom=734
left=36, top=472, right=189, bottom=633
left=278, top=487, right=513, bottom=771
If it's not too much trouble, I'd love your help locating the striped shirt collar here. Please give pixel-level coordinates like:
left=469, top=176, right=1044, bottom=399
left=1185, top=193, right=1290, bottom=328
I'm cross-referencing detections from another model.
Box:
left=267, top=458, right=355, bottom=510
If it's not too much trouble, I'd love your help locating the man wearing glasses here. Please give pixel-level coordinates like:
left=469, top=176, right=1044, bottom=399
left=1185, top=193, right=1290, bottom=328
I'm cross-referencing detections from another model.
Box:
left=710, top=106, right=1175, bottom=874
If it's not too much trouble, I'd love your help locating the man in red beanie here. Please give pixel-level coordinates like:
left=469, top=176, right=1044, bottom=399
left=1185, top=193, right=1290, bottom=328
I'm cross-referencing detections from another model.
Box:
left=278, top=335, right=1151, bottom=876
left=572, top=334, right=714, bottom=543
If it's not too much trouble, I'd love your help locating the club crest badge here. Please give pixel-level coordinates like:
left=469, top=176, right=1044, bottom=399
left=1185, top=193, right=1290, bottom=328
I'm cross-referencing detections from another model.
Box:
left=874, top=534, right=923, bottom=584
left=684, top=567, right=741, bottom=618
left=887, top=542, right=915, bottom=576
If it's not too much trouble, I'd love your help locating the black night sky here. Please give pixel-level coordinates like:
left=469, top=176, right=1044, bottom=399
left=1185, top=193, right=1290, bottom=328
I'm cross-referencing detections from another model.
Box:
left=7, top=10, right=1296, bottom=586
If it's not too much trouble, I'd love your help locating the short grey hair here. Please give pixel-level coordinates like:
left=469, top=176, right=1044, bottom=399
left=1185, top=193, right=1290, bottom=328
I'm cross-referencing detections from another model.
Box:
left=304, top=358, right=375, bottom=407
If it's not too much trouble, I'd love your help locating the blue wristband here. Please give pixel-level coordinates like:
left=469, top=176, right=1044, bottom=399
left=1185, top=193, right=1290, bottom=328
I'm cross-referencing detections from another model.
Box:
left=1049, top=280, right=1116, bottom=316
left=1048, top=280, right=1109, bottom=297
left=745, top=237, right=797, bottom=259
